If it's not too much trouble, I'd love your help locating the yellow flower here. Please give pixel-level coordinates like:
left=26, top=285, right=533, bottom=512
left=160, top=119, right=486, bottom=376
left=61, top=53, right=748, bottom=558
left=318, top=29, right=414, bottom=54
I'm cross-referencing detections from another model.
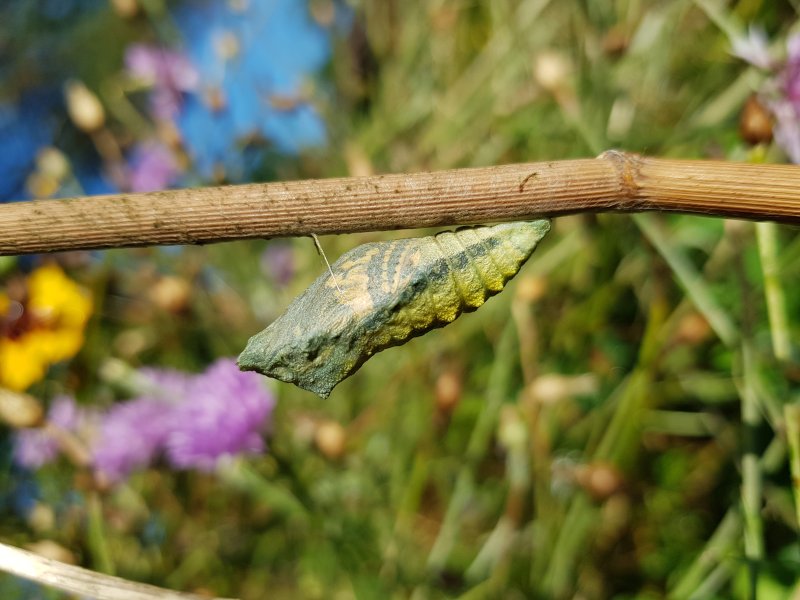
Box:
left=0, top=265, right=92, bottom=391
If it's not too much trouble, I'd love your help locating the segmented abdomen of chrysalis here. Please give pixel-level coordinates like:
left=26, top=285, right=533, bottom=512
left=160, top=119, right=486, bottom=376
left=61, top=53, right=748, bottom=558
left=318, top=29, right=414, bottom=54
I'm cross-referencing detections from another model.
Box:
left=238, top=220, right=550, bottom=398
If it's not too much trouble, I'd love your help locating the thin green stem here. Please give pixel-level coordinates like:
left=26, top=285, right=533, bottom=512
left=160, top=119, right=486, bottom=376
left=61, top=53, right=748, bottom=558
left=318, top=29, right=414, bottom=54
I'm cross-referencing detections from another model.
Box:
left=635, top=214, right=737, bottom=348
left=465, top=406, right=530, bottom=582
left=217, top=458, right=308, bottom=522
left=426, top=321, right=518, bottom=572
left=671, top=437, right=785, bottom=598
left=691, top=0, right=742, bottom=40
left=539, top=494, right=597, bottom=596
left=737, top=245, right=764, bottom=597
left=756, top=222, right=792, bottom=362
left=540, top=273, right=667, bottom=595
left=86, top=492, right=115, bottom=576
left=689, top=562, right=734, bottom=600
left=669, top=508, right=741, bottom=598
left=784, top=403, right=800, bottom=529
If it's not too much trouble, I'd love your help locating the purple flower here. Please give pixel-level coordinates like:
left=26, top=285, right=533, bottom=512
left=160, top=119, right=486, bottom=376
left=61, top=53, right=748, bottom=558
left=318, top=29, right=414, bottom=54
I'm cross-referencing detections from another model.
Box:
left=14, top=396, right=82, bottom=469
left=164, top=358, right=275, bottom=471
left=91, top=397, right=172, bottom=482
left=781, top=33, right=800, bottom=105
left=15, top=359, right=274, bottom=482
left=125, top=44, right=199, bottom=121
left=767, top=98, right=800, bottom=163
left=14, top=429, right=61, bottom=469
left=127, top=141, right=180, bottom=192
left=138, top=367, right=194, bottom=400
left=732, top=28, right=800, bottom=163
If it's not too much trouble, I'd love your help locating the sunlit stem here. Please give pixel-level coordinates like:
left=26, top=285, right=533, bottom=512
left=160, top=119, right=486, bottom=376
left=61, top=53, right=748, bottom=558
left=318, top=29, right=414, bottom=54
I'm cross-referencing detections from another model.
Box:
left=784, top=404, right=800, bottom=530
left=755, top=222, right=792, bottom=362
left=740, top=342, right=764, bottom=598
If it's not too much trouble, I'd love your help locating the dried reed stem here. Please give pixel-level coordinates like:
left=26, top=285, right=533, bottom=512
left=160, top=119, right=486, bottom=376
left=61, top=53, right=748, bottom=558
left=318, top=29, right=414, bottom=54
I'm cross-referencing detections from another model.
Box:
left=0, top=541, right=232, bottom=600
left=1, top=151, right=798, bottom=255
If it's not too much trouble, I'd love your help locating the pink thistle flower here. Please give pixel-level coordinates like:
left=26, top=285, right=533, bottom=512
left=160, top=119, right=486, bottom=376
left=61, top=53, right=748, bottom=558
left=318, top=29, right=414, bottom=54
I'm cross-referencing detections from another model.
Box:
left=732, top=27, right=800, bottom=163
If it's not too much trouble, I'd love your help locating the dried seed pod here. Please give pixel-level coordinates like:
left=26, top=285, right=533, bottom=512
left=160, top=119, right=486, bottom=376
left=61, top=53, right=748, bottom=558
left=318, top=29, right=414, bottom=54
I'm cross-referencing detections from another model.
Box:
left=314, top=420, right=346, bottom=459
left=238, top=220, right=550, bottom=398
left=435, top=368, right=463, bottom=414
left=64, top=80, right=105, bottom=133
left=0, top=388, right=45, bottom=428
left=740, top=95, right=772, bottom=146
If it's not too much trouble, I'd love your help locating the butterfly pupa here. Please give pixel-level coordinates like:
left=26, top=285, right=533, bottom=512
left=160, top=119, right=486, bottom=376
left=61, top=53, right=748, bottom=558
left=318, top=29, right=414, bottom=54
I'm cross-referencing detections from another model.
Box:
left=238, top=220, right=550, bottom=398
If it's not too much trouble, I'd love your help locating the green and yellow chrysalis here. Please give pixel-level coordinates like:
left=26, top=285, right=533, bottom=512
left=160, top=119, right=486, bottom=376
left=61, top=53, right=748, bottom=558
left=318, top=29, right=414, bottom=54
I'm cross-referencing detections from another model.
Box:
left=238, top=220, right=550, bottom=398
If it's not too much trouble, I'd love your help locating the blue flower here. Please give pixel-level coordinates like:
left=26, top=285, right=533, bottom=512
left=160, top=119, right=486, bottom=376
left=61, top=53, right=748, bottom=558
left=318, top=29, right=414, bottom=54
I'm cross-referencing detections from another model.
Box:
left=72, top=163, right=118, bottom=197
left=0, top=90, right=58, bottom=201
left=0, top=88, right=117, bottom=201
left=172, top=0, right=332, bottom=179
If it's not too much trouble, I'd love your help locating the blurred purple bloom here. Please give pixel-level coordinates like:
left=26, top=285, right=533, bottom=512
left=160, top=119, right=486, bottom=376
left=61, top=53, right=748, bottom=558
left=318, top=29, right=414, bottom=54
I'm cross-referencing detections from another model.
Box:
left=139, top=367, right=194, bottom=400
left=733, top=27, right=800, bottom=163
left=14, top=396, right=81, bottom=469
left=164, top=358, right=275, bottom=471
left=261, top=242, right=296, bottom=287
left=14, top=432, right=58, bottom=469
left=127, top=141, right=180, bottom=192
left=14, top=360, right=274, bottom=482
left=767, top=98, right=800, bottom=163
left=782, top=33, right=800, bottom=104
left=125, top=44, right=199, bottom=120
left=92, top=397, right=171, bottom=482
left=768, top=35, right=800, bottom=163
left=48, top=395, right=81, bottom=428
left=88, top=359, right=274, bottom=482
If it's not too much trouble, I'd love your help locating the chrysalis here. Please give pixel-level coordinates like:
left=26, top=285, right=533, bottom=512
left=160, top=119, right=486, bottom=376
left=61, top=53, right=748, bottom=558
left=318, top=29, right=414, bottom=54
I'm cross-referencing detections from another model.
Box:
left=238, top=220, right=550, bottom=398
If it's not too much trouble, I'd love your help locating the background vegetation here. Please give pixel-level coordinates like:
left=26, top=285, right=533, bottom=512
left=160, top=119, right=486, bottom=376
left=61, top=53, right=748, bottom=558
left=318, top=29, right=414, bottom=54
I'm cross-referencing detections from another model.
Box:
left=1, top=0, right=799, bottom=598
